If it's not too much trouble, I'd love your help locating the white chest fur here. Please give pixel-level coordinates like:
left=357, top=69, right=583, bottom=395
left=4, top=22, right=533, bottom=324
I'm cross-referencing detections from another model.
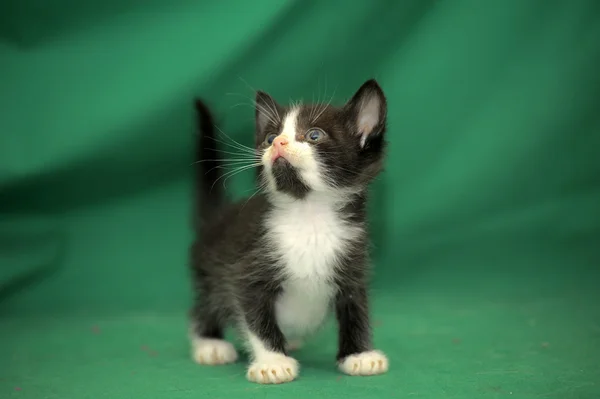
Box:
left=265, top=195, right=363, bottom=339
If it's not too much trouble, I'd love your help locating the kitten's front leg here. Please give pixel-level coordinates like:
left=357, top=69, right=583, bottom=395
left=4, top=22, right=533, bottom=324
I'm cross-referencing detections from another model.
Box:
left=335, top=282, right=389, bottom=376
left=240, top=283, right=299, bottom=384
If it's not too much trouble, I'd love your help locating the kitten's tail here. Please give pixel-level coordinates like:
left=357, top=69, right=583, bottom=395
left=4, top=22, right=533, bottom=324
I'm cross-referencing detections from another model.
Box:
left=194, top=99, right=224, bottom=227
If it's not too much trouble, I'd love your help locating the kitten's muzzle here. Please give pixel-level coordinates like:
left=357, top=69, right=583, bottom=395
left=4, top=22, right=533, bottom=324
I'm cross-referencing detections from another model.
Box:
left=271, top=136, right=289, bottom=162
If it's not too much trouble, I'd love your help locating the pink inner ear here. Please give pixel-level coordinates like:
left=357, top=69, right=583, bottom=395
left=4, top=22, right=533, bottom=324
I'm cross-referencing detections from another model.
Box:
left=357, top=96, right=381, bottom=147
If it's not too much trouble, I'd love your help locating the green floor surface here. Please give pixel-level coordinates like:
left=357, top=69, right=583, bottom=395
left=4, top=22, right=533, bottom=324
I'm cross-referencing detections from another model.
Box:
left=1, top=179, right=599, bottom=398
left=2, top=263, right=598, bottom=399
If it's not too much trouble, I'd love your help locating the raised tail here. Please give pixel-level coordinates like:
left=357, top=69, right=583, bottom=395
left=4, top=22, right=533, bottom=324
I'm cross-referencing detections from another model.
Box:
left=194, top=99, right=224, bottom=228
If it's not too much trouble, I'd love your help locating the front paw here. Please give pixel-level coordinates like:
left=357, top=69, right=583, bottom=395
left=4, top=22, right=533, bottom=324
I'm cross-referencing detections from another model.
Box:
left=191, top=338, right=238, bottom=365
left=247, top=354, right=299, bottom=384
left=339, top=350, right=389, bottom=376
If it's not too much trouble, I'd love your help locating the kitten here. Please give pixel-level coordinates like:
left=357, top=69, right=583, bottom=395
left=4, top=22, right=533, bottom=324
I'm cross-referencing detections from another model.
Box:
left=190, top=79, right=389, bottom=384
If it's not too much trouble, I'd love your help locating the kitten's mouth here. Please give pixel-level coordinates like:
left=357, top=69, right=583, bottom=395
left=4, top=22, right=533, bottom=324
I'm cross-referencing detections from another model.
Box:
left=273, top=156, right=290, bottom=166
left=271, top=156, right=297, bottom=176
left=270, top=155, right=310, bottom=198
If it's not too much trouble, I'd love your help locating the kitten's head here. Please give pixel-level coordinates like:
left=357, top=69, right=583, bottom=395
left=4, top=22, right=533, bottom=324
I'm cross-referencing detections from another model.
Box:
left=255, top=79, right=387, bottom=200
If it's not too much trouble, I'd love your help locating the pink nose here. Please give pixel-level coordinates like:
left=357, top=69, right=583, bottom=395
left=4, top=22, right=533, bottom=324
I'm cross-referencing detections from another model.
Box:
left=273, top=136, right=289, bottom=149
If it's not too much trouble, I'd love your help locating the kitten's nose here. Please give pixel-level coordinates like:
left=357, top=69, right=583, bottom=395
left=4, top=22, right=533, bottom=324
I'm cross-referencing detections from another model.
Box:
left=273, top=136, right=289, bottom=149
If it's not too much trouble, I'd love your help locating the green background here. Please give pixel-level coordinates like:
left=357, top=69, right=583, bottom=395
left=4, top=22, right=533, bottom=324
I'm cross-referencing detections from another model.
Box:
left=1, top=0, right=599, bottom=398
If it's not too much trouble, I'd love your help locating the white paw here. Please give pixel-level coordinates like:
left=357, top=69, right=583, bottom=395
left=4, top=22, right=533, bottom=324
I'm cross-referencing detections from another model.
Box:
left=285, top=339, right=303, bottom=352
left=246, top=354, right=299, bottom=384
left=191, top=338, right=238, bottom=365
left=339, top=350, right=389, bottom=376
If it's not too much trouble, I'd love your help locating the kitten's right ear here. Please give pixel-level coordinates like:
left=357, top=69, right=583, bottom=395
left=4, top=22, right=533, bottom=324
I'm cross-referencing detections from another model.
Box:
left=255, top=91, right=282, bottom=135
left=344, top=79, right=387, bottom=149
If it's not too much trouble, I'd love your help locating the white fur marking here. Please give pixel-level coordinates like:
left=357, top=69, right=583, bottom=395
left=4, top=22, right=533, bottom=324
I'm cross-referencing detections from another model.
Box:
left=267, top=193, right=363, bottom=339
left=280, top=107, right=299, bottom=142
left=246, top=332, right=299, bottom=384
left=339, top=350, right=389, bottom=376
left=276, top=277, right=332, bottom=338
left=191, top=338, right=238, bottom=365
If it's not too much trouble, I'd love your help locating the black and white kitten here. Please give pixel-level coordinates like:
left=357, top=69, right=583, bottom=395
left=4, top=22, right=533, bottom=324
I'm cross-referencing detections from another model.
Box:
left=190, top=79, right=388, bottom=384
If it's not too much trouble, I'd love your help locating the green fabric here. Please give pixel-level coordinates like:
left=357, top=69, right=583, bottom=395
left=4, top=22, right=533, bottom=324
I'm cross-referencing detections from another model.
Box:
left=1, top=1, right=599, bottom=398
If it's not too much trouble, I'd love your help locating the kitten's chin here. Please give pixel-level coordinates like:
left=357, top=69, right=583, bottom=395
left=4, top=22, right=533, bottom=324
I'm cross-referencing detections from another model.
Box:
left=271, top=157, right=295, bottom=177
left=269, top=158, right=311, bottom=199
left=272, top=157, right=291, bottom=168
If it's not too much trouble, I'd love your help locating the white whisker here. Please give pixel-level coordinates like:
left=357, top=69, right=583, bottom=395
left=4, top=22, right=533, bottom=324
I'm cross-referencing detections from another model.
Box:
left=236, top=76, right=281, bottom=124
left=221, top=163, right=262, bottom=189
left=210, top=163, right=261, bottom=193
left=229, top=86, right=281, bottom=129
left=214, top=126, right=257, bottom=153
left=241, top=180, right=268, bottom=211
left=205, top=160, right=260, bottom=175
left=310, top=77, right=324, bottom=122
left=228, top=95, right=277, bottom=125
left=262, top=95, right=281, bottom=123
left=256, top=104, right=278, bottom=125
left=313, top=85, right=337, bottom=123
left=192, top=157, right=258, bottom=165
left=206, top=148, right=258, bottom=158
left=309, top=90, right=316, bottom=122
left=205, top=136, right=256, bottom=155
left=311, top=78, right=327, bottom=123
left=235, top=98, right=278, bottom=125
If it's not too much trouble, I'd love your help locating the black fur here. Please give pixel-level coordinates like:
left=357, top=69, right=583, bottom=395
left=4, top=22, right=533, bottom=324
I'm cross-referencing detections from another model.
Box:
left=190, top=79, right=387, bottom=371
left=271, top=158, right=311, bottom=199
left=194, top=99, right=223, bottom=230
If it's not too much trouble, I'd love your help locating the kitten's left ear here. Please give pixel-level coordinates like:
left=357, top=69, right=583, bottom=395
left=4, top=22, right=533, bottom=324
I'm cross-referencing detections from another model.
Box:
left=255, top=91, right=282, bottom=137
left=344, top=79, right=387, bottom=148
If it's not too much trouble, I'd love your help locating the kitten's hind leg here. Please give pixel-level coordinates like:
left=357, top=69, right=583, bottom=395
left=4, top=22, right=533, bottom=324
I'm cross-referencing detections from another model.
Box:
left=189, top=304, right=238, bottom=365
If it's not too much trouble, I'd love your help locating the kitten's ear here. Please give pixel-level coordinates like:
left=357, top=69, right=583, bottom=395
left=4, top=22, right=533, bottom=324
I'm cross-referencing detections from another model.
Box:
left=255, top=91, right=282, bottom=135
left=344, top=79, right=387, bottom=148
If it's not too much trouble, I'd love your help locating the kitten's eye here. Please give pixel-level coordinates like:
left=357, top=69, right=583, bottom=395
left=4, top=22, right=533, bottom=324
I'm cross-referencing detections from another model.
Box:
left=306, top=129, right=324, bottom=142
left=265, top=134, right=277, bottom=145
